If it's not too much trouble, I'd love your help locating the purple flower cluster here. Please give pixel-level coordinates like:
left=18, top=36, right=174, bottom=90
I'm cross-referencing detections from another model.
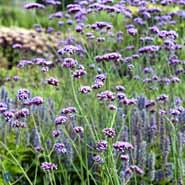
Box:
left=103, top=128, right=116, bottom=138
left=72, top=69, right=87, bottom=79
left=41, top=162, right=57, bottom=171
left=58, top=45, right=80, bottom=55
left=92, top=74, right=106, bottom=89
left=73, top=126, right=84, bottom=134
left=91, top=22, right=112, bottom=30
left=62, top=58, right=78, bottom=69
left=80, top=86, right=92, bottom=94
left=54, top=143, right=67, bottom=154
left=138, top=45, right=160, bottom=54
left=55, top=115, right=68, bottom=125
left=47, top=77, right=59, bottom=86
left=17, top=89, right=30, bottom=101
left=97, top=90, right=115, bottom=101
left=95, top=52, right=122, bottom=63
left=96, top=140, right=108, bottom=152
left=61, top=107, right=77, bottom=116
left=24, top=3, right=45, bottom=10
left=113, top=141, right=134, bottom=152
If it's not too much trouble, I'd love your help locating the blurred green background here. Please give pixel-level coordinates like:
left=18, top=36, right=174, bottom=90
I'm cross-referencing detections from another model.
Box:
left=0, top=0, right=74, bottom=28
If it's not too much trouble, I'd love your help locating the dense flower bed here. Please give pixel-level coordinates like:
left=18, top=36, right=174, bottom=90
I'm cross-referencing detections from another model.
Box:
left=0, top=0, right=185, bottom=185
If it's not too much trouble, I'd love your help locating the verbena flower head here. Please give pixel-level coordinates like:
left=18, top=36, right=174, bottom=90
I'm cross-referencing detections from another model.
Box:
left=0, top=102, right=8, bottom=113
left=120, top=154, right=129, bottom=161
left=62, top=58, right=78, bottom=69
left=156, top=94, right=168, bottom=102
left=17, top=89, right=30, bottom=101
left=127, top=27, right=138, bottom=36
left=108, top=104, right=117, bottom=111
left=67, top=4, right=82, bottom=14
left=45, top=0, right=61, bottom=6
left=138, top=45, right=160, bottom=54
left=12, top=43, right=22, bottom=49
left=49, top=12, right=63, bottom=19
left=97, top=90, right=115, bottom=101
left=73, top=126, right=84, bottom=134
left=15, top=108, right=29, bottom=119
left=93, top=155, right=104, bottom=163
left=117, top=92, right=126, bottom=100
left=41, top=162, right=57, bottom=171
left=24, top=3, right=45, bottom=10
left=80, top=86, right=91, bottom=94
left=61, top=107, right=77, bottom=115
left=52, top=130, right=61, bottom=138
left=58, top=45, right=79, bottom=55
left=95, top=52, right=122, bottom=63
left=13, top=76, right=20, bottom=81
left=47, top=77, right=59, bottom=86
left=92, top=80, right=104, bottom=89
left=103, top=128, right=116, bottom=138
left=113, top=141, right=134, bottom=152
left=30, top=96, right=44, bottom=106
left=4, top=111, right=14, bottom=122
left=54, top=142, right=67, bottom=154
left=55, top=115, right=68, bottom=125
left=95, top=74, right=107, bottom=82
left=91, top=21, right=112, bottom=30
left=11, top=120, right=26, bottom=128
left=115, top=85, right=125, bottom=92
left=72, top=69, right=87, bottom=79
left=96, top=140, right=108, bottom=152
left=17, top=60, right=33, bottom=68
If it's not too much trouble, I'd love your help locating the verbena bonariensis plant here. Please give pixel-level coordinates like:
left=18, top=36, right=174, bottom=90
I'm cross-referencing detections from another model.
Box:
left=0, top=0, right=185, bottom=185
